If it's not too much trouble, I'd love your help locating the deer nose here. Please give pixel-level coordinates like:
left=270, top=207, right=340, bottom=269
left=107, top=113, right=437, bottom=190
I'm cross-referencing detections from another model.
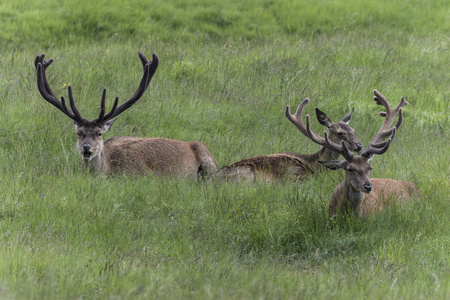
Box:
left=355, top=143, right=364, bottom=151
left=363, top=183, right=373, bottom=192
left=82, top=144, right=92, bottom=152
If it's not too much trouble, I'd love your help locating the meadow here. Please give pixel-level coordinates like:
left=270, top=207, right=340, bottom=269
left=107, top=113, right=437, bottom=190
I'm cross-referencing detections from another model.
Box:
left=0, top=0, right=449, bottom=298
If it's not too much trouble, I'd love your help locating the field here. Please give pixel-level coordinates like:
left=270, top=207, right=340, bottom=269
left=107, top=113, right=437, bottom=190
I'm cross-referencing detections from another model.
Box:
left=0, top=0, right=449, bottom=298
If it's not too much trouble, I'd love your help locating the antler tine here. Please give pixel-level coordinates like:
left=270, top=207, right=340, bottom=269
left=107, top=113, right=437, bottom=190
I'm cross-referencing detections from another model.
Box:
left=96, top=89, right=119, bottom=124
left=376, top=108, right=404, bottom=141
left=374, top=91, right=408, bottom=117
left=35, top=54, right=56, bottom=99
left=339, top=140, right=355, bottom=160
left=60, top=96, right=75, bottom=119
left=138, top=52, right=158, bottom=90
left=285, top=98, right=311, bottom=138
left=361, top=128, right=396, bottom=157
left=36, top=63, right=60, bottom=108
left=100, top=52, right=160, bottom=122
left=370, top=89, right=408, bottom=145
left=96, top=89, right=107, bottom=123
left=66, top=86, right=86, bottom=124
left=305, top=115, right=354, bottom=161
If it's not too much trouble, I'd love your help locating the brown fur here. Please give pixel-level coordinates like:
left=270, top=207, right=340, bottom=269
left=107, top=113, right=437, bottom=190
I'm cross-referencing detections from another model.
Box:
left=322, top=156, right=421, bottom=218
left=329, top=178, right=421, bottom=217
left=83, top=136, right=218, bottom=177
left=214, top=154, right=313, bottom=182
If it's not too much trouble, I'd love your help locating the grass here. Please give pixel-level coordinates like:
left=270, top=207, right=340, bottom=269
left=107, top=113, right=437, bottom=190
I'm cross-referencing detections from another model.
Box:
left=0, top=0, right=449, bottom=298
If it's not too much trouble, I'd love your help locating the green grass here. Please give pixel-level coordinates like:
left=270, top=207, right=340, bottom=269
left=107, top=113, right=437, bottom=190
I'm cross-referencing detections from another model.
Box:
left=0, top=0, right=449, bottom=299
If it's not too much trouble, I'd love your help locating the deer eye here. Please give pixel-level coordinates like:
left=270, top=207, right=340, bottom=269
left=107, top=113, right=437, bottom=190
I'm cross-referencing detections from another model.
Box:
left=97, top=133, right=102, bottom=137
left=347, top=168, right=353, bottom=172
left=337, top=132, right=344, bottom=136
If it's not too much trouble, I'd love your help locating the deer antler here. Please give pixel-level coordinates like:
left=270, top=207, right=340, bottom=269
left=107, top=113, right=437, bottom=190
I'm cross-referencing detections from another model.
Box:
left=284, top=98, right=311, bottom=138
left=35, top=54, right=86, bottom=123
left=96, top=52, right=159, bottom=123
left=285, top=99, right=354, bottom=160
left=34, top=54, right=55, bottom=102
left=361, top=90, right=407, bottom=158
left=36, top=52, right=159, bottom=125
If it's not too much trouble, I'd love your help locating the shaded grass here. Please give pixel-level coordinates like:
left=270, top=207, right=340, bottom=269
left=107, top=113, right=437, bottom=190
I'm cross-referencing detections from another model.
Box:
left=0, top=168, right=447, bottom=298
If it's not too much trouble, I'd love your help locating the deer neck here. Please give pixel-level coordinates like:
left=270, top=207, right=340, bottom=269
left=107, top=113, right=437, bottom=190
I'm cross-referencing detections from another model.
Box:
left=320, top=146, right=341, bottom=161
left=81, top=150, right=107, bottom=175
left=343, top=179, right=365, bottom=216
left=302, top=147, right=341, bottom=171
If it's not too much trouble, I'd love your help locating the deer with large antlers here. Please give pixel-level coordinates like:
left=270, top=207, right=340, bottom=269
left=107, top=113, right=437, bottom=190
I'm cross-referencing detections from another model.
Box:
left=297, top=90, right=420, bottom=217
left=214, top=99, right=363, bottom=182
left=35, top=52, right=218, bottom=177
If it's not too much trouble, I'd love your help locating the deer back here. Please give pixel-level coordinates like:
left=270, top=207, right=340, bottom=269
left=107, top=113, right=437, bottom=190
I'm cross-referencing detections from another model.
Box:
left=102, top=137, right=218, bottom=177
left=214, top=154, right=312, bottom=182
left=360, top=178, right=421, bottom=216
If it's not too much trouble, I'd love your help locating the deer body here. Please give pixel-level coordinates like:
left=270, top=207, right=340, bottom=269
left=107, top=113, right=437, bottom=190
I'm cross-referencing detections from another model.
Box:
left=329, top=178, right=421, bottom=217
left=215, top=100, right=363, bottom=182
left=215, top=145, right=349, bottom=182
left=35, top=52, right=218, bottom=178
left=214, top=154, right=312, bottom=182
left=82, top=136, right=217, bottom=177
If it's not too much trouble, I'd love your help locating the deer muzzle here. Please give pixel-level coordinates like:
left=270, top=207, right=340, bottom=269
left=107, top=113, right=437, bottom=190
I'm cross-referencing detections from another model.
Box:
left=363, top=183, right=373, bottom=193
left=81, top=144, right=93, bottom=160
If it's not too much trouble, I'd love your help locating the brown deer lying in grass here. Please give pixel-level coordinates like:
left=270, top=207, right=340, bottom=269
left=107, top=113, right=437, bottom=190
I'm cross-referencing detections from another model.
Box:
left=214, top=98, right=363, bottom=182
left=35, top=52, right=218, bottom=177
left=301, top=90, right=420, bottom=217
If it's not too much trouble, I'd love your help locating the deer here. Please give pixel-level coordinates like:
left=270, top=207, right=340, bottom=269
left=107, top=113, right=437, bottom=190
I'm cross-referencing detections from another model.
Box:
left=290, top=89, right=421, bottom=217
left=214, top=99, right=364, bottom=182
left=35, top=52, right=218, bottom=177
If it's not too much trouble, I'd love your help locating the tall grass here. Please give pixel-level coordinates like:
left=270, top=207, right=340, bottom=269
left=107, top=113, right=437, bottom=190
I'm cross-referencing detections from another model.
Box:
left=0, top=0, right=449, bottom=299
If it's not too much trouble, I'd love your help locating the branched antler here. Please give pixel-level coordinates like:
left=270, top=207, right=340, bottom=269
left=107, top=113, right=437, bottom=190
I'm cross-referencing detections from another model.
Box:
left=284, top=98, right=311, bottom=138
left=285, top=99, right=354, bottom=160
left=361, top=90, right=407, bottom=158
left=35, top=52, right=159, bottom=125
left=97, top=52, right=159, bottom=123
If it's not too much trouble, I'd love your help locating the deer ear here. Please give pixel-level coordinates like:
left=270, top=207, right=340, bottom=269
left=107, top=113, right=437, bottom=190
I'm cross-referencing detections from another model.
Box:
left=319, top=160, right=347, bottom=170
left=103, top=119, right=116, bottom=133
left=316, top=108, right=333, bottom=128
left=341, top=107, right=354, bottom=124
left=73, top=121, right=78, bottom=130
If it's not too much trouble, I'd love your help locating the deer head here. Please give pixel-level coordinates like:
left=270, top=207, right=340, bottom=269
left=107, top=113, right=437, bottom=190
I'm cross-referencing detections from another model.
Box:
left=285, top=98, right=364, bottom=154
left=35, top=52, right=159, bottom=162
left=310, top=90, right=408, bottom=193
